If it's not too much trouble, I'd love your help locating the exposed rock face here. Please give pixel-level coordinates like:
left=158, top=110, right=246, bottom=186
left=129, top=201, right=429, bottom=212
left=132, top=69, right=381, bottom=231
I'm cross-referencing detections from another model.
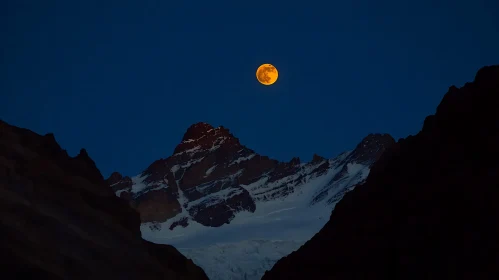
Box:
left=262, top=66, right=499, bottom=279
left=106, top=171, right=132, bottom=192
left=110, top=120, right=395, bottom=228
left=0, top=120, right=208, bottom=280
left=169, top=217, right=189, bottom=230
left=135, top=188, right=182, bottom=223
left=311, top=153, right=325, bottom=163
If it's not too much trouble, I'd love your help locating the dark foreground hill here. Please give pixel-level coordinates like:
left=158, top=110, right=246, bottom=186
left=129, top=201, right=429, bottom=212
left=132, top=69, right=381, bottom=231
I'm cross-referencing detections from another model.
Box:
left=263, top=65, right=499, bottom=280
left=0, top=120, right=208, bottom=280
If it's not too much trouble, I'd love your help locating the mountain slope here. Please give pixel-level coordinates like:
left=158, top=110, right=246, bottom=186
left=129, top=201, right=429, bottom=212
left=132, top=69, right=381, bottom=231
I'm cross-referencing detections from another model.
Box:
left=107, top=124, right=394, bottom=279
left=180, top=240, right=303, bottom=280
left=0, top=120, right=208, bottom=280
left=262, top=66, right=499, bottom=279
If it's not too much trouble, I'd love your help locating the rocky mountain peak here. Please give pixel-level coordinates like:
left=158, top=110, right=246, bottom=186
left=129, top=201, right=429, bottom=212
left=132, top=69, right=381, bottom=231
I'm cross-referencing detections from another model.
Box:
left=431, top=65, right=499, bottom=137
left=109, top=119, right=394, bottom=228
left=181, top=122, right=216, bottom=142
left=106, top=171, right=124, bottom=185
left=474, top=64, right=499, bottom=85
left=311, top=154, right=325, bottom=163
left=71, top=148, right=105, bottom=185
left=289, top=157, right=300, bottom=165
left=173, top=122, right=240, bottom=156
left=348, top=133, right=395, bottom=165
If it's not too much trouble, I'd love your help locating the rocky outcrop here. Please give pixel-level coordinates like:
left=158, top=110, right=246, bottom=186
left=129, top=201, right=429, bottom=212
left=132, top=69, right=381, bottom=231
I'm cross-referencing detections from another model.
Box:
left=262, top=66, right=499, bottom=279
left=135, top=188, right=182, bottom=223
left=0, top=120, right=208, bottom=280
left=311, top=154, right=325, bottom=164
left=106, top=172, right=133, bottom=192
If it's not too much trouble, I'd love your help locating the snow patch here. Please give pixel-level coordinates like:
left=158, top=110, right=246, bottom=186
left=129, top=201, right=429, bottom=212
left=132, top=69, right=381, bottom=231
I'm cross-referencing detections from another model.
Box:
left=174, top=145, right=202, bottom=156
left=347, top=162, right=365, bottom=175
left=130, top=175, right=148, bottom=193
left=149, top=184, right=168, bottom=192
left=115, top=189, right=128, bottom=197
left=183, top=135, right=206, bottom=143
left=205, top=165, right=217, bottom=176
left=181, top=157, right=205, bottom=169
left=229, top=154, right=256, bottom=166
left=171, top=165, right=180, bottom=173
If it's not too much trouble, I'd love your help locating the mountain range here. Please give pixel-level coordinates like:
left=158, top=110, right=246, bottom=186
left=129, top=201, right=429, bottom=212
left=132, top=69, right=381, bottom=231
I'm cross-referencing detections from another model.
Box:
left=2, top=64, right=497, bottom=280
left=106, top=124, right=394, bottom=228
left=105, top=121, right=394, bottom=279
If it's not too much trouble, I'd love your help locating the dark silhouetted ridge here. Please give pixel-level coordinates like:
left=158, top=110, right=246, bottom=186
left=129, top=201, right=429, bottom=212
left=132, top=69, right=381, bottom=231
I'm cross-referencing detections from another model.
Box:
left=0, top=120, right=208, bottom=280
left=263, top=65, right=499, bottom=280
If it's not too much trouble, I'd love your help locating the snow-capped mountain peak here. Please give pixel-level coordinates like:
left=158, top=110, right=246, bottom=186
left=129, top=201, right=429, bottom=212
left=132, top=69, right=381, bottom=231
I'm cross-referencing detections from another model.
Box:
left=108, top=125, right=394, bottom=228
left=107, top=124, right=394, bottom=280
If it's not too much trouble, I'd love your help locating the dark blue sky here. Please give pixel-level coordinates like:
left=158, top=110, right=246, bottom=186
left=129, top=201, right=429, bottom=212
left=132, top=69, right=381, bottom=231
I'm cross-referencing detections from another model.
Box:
left=2, top=0, right=499, bottom=178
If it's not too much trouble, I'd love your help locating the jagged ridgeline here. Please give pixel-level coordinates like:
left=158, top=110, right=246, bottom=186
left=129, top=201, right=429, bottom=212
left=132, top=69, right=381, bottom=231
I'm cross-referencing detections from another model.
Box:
left=107, top=122, right=394, bottom=229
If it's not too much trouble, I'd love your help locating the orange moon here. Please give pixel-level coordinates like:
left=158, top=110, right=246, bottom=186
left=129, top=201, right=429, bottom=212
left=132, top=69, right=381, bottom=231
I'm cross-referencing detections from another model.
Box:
left=256, top=64, right=278, bottom=85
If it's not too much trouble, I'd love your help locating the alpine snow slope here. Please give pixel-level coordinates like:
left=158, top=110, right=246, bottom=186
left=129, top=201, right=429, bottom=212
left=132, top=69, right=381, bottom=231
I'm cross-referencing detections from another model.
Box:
left=108, top=124, right=394, bottom=280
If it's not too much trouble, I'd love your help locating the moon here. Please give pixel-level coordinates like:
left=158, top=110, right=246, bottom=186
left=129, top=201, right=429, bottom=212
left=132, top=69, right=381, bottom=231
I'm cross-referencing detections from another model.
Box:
left=256, top=64, right=278, bottom=85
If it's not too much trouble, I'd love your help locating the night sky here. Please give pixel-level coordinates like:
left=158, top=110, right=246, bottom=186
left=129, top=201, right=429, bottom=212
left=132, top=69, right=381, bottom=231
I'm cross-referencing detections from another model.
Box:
left=2, top=0, right=499, bottom=178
